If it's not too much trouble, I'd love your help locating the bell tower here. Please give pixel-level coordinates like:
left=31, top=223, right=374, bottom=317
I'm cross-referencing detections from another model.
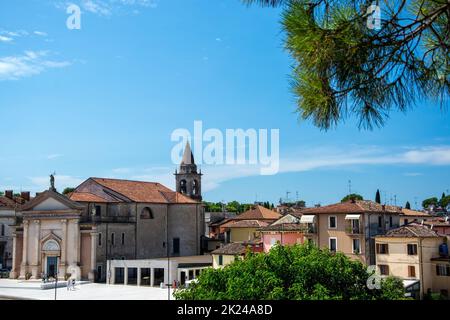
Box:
left=175, top=141, right=202, bottom=201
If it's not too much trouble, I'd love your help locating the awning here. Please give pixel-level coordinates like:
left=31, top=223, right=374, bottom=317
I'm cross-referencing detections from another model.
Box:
left=345, top=214, right=361, bottom=220
left=300, top=215, right=316, bottom=223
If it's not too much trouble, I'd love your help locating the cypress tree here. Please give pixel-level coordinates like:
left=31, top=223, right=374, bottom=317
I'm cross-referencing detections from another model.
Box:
left=375, top=189, right=381, bottom=204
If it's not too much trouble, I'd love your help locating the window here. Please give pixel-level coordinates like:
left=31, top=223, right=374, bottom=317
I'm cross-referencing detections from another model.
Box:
left=270, top=238, right=277, bottom=247
left=408, top=266, right=416, bottom=278
left=352, top=239, right=361, bottom=254
left=376, top=243, right=389, bottom=254
left=111, top=233, right=115, bottom=246
left=95, top=205, right=101, bottom=216
left=436, top=264, right=450, bottom=276
left=173, top=238, right=180, bottom=255
left=140, top=207, right=154, bottom=219
left=378, top=216, right=383, bottom=228
left=1, top=224, right=4, bottom=236
left=407, top=244, right=418, bottom=255
left=328, top=216, right=337, bottom=229
left=329, top=237, right=337, bottom=252
left=379, top=264, right=389, bottom=276
left=389, top=216, right=393, bottom=228
left=404, top=219, right=409, bottom=225
left=218, top=255, right=223, bottom=266
left=98, top=233, right=102, bottom=246
left=121, top=233, right=125, bottom=245
left=180, top=180, right=187, bottom=194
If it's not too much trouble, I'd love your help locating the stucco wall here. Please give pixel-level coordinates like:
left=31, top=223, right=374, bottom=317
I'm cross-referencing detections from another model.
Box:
left=230, top=228, right=258, bottom=242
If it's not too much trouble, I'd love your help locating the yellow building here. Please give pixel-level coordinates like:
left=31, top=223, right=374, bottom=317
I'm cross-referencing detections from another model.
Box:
left=211, top=241, right=262, bottom=268
left=375, top=223, right=450, bottom=299
left=219, top=206, right=281, bottom=243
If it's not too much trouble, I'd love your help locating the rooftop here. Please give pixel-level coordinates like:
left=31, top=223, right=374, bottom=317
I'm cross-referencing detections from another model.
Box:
left=377, top=223, right=443, bottom=238
left=70, top=177, right=198, bottom=204
left=234, top=205, right=282, bottom=220
left=211, top=242, right=259, bottom=255
left=298, top=200, right=402, bottom=215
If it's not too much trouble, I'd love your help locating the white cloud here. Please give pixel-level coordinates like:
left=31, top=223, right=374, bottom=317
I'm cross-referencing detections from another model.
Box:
left=81, top=0, right=112, bottom=15
left=403, top=172, right=423, bottom=177
left=0, top=35, right=13, bottom=42
left=54, top=0, right=157, bottom=16
left=33, top=31, right=48, bottom=37
left=0, top=51, right=71, bottom=81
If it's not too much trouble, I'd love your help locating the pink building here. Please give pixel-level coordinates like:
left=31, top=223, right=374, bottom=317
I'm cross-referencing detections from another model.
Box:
left=260, top=223, right=306, bottom=253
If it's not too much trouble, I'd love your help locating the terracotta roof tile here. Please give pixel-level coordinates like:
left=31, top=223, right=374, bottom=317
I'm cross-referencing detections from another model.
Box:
left=69, top=192, right=113, bottom=203
left=221, top=220, right=271, bottom=228
left=89, top=178, right=198, bottom=204
left=235, top=205, right=282, bottom=220
left=401, top=208, right=431, bottom=217
left=378, top=223, right=443, bottom=238
left=299, top=200, right=401, bottom=215
left=260, top=223, right=304, bottom=232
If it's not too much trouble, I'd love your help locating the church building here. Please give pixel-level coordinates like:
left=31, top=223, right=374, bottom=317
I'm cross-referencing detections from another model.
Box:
left=10, top=143, right=205, bottom=282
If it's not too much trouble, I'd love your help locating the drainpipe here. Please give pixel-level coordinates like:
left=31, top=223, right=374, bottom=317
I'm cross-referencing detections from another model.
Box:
left=419, top=238, right=424, bottom=298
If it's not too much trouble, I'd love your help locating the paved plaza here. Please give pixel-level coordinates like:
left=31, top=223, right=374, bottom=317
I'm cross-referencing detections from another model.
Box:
left=0, top=279, right=174, bottom=300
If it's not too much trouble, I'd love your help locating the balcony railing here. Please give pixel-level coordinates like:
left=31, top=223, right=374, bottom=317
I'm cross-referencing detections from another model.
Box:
left=300, top=224, right=317, bottom=234
left=345, top=225, right=362, bottom=235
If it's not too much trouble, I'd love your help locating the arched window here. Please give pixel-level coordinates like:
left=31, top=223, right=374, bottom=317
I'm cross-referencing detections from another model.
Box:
left=180, top=180, right=187, bottom=194
left=140, top=207, right=154, bottom=219
left=43, top=239, right=60, bottom=251
left=192, top=180, right=198, bottom=195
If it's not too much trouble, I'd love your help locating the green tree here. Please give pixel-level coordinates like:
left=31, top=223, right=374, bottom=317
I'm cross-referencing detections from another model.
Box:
left=422, top=197, right=439, bottom=209
left=62, top=187, right=75, bottom=195
left=440, top=195, right=450, bottom=208
left=243, top=0, right=449, bottom=130
left=375, top=189, right=381, bottom=204
left=405, top=201, right=411, bottom=210
left=341, top=193, right=363, bottom=202
left=0, top=191, right=4, bottom=196
left=174, top=243, right=406, bottom=300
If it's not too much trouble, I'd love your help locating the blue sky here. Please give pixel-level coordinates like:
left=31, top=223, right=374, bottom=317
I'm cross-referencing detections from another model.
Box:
left=1, top=0, right=449, bottom=208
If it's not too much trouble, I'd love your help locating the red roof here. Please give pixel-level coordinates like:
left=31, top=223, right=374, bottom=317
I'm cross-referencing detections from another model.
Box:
left=73, top=178, right=198, bottom=204
left=235, top=205, right=282, bottom=220
left=299, top=200, right=402, bottom=215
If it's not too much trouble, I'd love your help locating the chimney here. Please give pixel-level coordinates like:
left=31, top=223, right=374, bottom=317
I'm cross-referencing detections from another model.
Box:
left=21, top=191, right=30, bottom=201
left=5, top=190, right=13, bottom=199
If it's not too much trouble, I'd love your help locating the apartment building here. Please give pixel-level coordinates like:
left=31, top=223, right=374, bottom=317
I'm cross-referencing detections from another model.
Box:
left=375, top=223, right=449, bottom=299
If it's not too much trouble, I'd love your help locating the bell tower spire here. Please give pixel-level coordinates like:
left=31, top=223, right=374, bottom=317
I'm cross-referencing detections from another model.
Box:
left=175, top=141, right=202, bottom=201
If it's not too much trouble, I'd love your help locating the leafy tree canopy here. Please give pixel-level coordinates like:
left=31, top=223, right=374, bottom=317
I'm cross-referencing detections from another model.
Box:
left=341, top=193, right=364, bottom=202
left=174, top=243, right=407, bottom=300
left=243, top=0, right=449, bottom=130
left=62, top=187, right=75, bottom=195
left=422, top=197, right=439, bottom=208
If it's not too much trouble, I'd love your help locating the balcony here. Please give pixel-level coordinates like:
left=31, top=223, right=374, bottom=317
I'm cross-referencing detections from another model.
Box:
left=300, top=224, right=317, bottom=234
left=345, top=225, right=362, bottom=235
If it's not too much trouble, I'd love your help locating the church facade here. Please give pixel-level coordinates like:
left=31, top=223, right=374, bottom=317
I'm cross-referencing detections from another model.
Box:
left=10, top=143, right=205, bottom=282
left=10, top=189, right=97, bottom=280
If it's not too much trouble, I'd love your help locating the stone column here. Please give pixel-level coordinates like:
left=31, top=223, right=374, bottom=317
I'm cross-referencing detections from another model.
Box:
left=150, top=268, right=154, bottom=287
left=75, top=220, right=81, bottom=264
left=58, top=219, right=67, bottom=279
left=88, top=231, right=98, bottom=281
left=124, top=267, right=128, bottom=285
left=137, top=268, right=141, bottom=286
left=110, top=265, right=115, bottom=285
left=31, top=220, right=40, bottom=279
left=10, top=233, right=18, bottom=279
left=19, top=220, right=29, bottom=279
